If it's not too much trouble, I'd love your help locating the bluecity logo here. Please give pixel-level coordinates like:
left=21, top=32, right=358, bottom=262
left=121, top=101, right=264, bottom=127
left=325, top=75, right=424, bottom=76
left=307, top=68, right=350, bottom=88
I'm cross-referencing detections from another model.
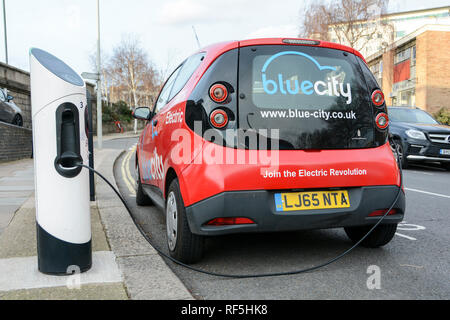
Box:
left=261, top=51, right=353, bottom=104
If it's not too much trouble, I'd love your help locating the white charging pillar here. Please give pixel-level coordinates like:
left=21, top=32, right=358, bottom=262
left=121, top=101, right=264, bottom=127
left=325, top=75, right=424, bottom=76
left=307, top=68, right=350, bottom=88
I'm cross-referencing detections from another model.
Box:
left=30, top=48, right=91, bottom=274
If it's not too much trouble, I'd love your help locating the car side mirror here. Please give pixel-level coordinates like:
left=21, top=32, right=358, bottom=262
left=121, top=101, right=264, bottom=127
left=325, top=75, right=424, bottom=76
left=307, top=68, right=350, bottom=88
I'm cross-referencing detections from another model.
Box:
left=6, top=95, right=13, bottom=102
left=132, top=107, right=153, bottom=120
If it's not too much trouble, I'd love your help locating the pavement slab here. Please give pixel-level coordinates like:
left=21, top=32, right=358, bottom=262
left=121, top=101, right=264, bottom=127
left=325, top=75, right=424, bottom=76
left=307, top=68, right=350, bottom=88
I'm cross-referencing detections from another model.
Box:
left=0, top=282, right=128, bottom=300
left=0, top=198, right=109, bottom=259
left=0, top=251, right=122, bottom=292
left=116, top=255, right=193, bottom=300
left=0, top=159, right=34, bottom=233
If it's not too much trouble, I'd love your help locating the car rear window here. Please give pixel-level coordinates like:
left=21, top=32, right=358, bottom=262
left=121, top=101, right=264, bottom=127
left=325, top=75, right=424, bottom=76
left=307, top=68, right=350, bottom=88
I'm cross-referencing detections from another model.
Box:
left=238, top=45, right=375, bottom=150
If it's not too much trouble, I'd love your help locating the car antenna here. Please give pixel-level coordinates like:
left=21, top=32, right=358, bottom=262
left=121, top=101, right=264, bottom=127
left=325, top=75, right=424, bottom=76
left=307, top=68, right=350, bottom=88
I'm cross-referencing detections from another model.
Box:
left=192, top=25, right=201, bottom=49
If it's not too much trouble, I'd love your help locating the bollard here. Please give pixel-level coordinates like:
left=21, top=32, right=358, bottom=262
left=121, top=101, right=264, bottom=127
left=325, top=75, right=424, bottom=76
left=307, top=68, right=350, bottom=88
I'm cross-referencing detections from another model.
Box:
left=30, top=48, right=91, bottom=275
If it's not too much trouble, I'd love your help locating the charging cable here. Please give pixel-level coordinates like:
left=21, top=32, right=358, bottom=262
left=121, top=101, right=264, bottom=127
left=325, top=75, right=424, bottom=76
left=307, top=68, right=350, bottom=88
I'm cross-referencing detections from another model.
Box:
left=78, top=142, right=402, bottom=279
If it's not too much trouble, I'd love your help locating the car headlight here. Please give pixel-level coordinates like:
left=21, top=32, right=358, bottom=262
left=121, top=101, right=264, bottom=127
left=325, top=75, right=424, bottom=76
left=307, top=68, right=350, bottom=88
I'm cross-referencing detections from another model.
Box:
left=405, top=129, right=427, bottom=140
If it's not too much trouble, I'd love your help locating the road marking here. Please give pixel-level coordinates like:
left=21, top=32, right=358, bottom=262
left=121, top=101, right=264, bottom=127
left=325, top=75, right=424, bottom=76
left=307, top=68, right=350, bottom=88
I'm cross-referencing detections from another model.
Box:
left=410, top=170, right=433, bottom=176
left=395, top=232, right=417, bottom=241
left=121, top=148, right=136, bottom=195
left=397, top=222, right=426, bottom=231
left=399, top=264, right=423, bottom=269
left=125, top=146, right=137, bottom=188
left=404, top=188, right=450, bottom=199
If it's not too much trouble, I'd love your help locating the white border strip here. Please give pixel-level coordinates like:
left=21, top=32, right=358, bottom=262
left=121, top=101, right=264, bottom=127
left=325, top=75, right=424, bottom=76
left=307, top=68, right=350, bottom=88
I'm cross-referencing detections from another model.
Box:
left=0, top=251, right=122, bottom=292
left=405, top=188, right=450, bottom=199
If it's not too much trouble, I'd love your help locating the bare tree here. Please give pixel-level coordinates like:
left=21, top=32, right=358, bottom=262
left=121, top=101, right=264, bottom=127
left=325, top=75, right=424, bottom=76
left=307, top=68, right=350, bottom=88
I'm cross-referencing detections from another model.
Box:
left=300, top=0, right=393, bottom=53
left=300, top=1, right=332, bottom=41
left=99, top=34, right=160, bottom=109
left=89, top=51, right=111, bottom=104
left=158, top=48, right=180, bottom=91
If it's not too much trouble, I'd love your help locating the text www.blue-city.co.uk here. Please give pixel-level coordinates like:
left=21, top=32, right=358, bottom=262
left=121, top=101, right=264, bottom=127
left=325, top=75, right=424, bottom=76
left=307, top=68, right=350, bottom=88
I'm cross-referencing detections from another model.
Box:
left=260, top=109, right=357, bottom=120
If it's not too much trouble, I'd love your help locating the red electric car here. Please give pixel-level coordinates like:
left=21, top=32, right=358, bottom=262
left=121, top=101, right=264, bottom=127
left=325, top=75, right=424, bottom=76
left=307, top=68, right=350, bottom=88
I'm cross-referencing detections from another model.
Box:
left=133, top=38, right=405, bottom=263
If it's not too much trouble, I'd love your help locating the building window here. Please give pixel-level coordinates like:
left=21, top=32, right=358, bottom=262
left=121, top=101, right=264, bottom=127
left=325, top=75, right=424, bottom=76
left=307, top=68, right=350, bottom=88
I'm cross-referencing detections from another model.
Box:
left=400, top=89, right=415, bottom=106
left=394, top=47, right=411, bottom=64
left=369, top=60, right=382, bottom=87
left=411, top=46, right=416, bottom=66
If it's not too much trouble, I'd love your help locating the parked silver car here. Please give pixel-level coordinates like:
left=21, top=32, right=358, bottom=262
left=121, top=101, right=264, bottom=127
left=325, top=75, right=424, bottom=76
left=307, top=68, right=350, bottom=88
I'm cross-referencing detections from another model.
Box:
left=0, top=89, right=23, bottom=126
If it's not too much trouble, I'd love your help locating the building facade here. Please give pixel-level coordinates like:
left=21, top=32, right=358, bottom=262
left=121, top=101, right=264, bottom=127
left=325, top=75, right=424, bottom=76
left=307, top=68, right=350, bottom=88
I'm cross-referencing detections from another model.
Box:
left=328, top=6, right=450, bottom=58
left=366, top=25, right=450, bottom=113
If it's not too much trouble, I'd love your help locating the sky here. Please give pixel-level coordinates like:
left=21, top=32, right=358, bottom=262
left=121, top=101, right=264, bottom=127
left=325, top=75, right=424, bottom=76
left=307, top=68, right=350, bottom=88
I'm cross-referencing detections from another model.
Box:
left=2, top=0, right=450, bottom=80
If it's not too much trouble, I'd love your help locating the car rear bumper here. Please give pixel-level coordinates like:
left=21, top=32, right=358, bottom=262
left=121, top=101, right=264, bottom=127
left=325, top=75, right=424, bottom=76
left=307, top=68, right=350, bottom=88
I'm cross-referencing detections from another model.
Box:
left=185, top=185, right=405, bottom=236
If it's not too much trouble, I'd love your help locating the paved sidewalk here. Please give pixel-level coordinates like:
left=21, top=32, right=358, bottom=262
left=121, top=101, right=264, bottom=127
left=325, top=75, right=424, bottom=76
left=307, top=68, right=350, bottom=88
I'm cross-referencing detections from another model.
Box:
left=0, top=159, right=34, bottom=235
left=0, top=133, right=192, bottom=300
left=0, top=197, right=127, bottom=299
left=94, top=149, right=193, bottom=300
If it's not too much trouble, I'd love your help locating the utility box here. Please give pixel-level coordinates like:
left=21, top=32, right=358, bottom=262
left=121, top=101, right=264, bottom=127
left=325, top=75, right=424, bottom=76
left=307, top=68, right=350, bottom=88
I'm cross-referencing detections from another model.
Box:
left=30, top=48, right=91, bottom=275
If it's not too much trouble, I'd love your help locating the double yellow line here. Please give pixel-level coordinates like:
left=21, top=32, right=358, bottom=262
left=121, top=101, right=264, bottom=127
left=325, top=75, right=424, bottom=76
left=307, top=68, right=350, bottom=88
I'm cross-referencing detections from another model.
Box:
left=121, top=145, right=137, bottom=196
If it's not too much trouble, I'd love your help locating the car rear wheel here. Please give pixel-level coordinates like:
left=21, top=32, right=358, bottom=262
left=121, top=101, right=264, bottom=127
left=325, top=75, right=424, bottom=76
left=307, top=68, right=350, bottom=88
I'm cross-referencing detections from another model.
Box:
left=344, top=223, right=397, bottom=248
left=12, top=114, right=23, bottom=127
left=166, top=178, right=204, bottom=263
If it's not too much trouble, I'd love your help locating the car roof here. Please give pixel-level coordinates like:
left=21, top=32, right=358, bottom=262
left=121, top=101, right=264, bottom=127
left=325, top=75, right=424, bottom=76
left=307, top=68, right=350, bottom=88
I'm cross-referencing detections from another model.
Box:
left=197, top=38, right=366, bottom=63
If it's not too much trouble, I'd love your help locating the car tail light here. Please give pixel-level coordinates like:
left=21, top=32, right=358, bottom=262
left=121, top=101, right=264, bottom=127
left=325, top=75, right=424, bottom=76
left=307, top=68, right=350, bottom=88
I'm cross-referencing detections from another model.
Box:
left=209, top=83, right=228, bottom=103
left=375, top=112, right=389, bottom=130
left=368, top=209, right=397, bottom=217
left=371, top=89, right=385, bottom=107
left=206, top=217, right=255, bottom=226
left=210, top=109, right=228, bottom=128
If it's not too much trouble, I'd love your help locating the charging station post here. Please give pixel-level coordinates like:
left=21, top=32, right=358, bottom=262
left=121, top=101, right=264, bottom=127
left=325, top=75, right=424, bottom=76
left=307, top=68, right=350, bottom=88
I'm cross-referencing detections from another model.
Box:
left=30, top=48, right=92, bottom=275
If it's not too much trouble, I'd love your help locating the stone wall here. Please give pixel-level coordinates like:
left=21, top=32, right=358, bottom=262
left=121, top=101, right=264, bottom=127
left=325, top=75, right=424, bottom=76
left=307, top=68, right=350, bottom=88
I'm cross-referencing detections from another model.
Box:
left=0, top=122, right=32, bottom=162
left=102, top=121, right=146, bottom=135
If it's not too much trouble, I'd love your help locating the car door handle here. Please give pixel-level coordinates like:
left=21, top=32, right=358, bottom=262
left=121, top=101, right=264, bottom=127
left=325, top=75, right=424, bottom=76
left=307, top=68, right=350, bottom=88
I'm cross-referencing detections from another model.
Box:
left=153, top=119, right=158, bottom=126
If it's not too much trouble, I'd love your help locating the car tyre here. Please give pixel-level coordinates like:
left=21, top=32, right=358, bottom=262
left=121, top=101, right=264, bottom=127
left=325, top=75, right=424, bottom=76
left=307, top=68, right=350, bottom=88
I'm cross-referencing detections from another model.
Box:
left=12, top=114, right=23, bottom=127
left=441, top=162, right=450, bottom=171
left=344, top=223, right=397, bottom=248
left=166, top=178, right=204, bottom=264
left=136, top=163, right=153, bottom=206
left=391, top=138, right=408, bottom=169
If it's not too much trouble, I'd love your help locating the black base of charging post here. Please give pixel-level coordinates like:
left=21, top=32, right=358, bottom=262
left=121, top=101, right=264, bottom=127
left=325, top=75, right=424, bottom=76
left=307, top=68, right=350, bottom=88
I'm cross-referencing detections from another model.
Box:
left=37, top=224, right=92, bottom=275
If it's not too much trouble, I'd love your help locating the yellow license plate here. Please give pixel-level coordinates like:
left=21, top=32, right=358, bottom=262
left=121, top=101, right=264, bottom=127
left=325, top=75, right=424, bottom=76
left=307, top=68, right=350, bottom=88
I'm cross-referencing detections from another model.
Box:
left=274, top=190, right=350, bottom=212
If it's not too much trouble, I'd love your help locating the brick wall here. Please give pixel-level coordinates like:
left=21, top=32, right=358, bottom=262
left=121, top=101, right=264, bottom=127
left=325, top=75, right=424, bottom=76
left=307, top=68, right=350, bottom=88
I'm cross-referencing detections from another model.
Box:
left=417, top=31, right=450, bottom=114
left=415, top=33, right=427, bottom=111
left=0, top=122, right=32, bottom=162
left=382, top=49, right=394, bottom=105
